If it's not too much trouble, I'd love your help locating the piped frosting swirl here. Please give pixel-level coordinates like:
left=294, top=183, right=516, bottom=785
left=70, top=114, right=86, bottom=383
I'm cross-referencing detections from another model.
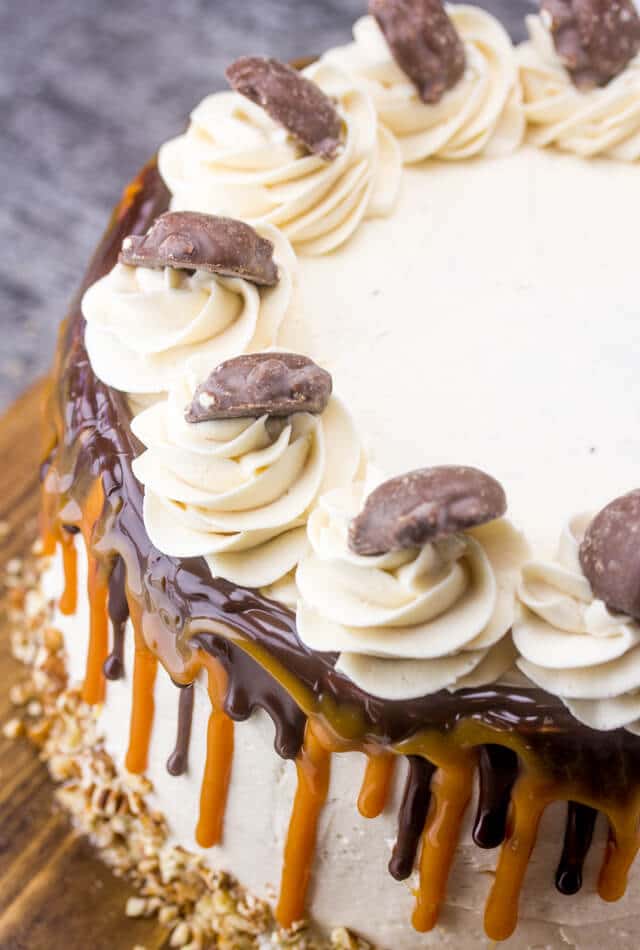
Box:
left=130, top=360, right=360, bottom=600
left=323, top=5, right=524, bottom=163
left=518, top=13, right=640, bottom=160
left=82, top=225, right=296, bottom=397
left=158, top=61, right=402, bottom=255
left=296, top=479, right=529, bottom=699
left=514, top=514, right=640, bottom=733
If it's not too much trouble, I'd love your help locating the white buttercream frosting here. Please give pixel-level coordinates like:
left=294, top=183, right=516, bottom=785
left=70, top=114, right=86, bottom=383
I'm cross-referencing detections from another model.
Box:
left=518, top=14, right=640, bottom=160
left=158, top=61, right=402, bottom=255
left=130, top=360, right=361, bottom=595
left=514, top=515, right=640, bottom=732
left=81, top=225, right=296, bottom=397
left=323, top=5, right=523, bottom=163
left=296, top=480, right=529, bottom=699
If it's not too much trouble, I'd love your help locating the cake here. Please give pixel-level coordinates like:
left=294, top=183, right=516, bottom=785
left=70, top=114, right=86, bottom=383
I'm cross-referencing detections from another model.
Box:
left=16, top=0, right=640, bottom=947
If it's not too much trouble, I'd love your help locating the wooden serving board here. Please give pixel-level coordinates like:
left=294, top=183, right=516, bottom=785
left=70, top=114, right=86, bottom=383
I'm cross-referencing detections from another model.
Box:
left=0, top=382, right=169, bottom=950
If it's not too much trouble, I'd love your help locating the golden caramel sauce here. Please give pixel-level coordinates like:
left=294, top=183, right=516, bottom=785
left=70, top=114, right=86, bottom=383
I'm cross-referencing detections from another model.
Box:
left=195, top=655, right=235, bottom=849
left=59, top=530, right=78, bottom=616
left=276, top=721, right=331, bottom=929
left=412, top=759, right=475, bottom=933
left=483, top=773, right=550, bottom=941
left=82, top=555, right=109, bottom=705
left=125, top=622, right=158, bottom=775
left=358, top=752, right=396, bottom=820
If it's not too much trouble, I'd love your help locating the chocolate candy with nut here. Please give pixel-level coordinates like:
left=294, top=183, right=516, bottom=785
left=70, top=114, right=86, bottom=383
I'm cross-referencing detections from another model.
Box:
left=185, top=353, right=333, bottom=423
left=226, top=57, right=342, bottom=160
left=349, top=465, right=507, bottom=556
left=119, top=212, right=279, bottom=286
left=580, top=489, right=640, bottom=619
left=369, top=0, right=466, bottom=104
left=542, top=0, right=640, bottom=89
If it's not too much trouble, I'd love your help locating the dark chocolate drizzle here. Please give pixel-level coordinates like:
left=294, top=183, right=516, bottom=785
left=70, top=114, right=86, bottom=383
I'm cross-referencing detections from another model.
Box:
left=103, top=556, right=129, bottom=680
left=473, top=745, right=519, bottom=849
left=167, top=684, right=195, bottom=776
left=389, top=756, right=436, bottom=881
left=45, top=160, right=640, bottom=904
left=194, top=632, right=306, bottom=760
left=555, top=802, right=598, bottom=895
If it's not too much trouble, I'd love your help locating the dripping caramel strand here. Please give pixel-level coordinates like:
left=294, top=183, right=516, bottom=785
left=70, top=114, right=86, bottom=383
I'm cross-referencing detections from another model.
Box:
left=196, top=655, right=235, bottom=849
left=412, top=758, right=476, bottom=933
left=483, top=774, right=550, bottom=941
left=358, top=752, right=396, bottom=820
left=59, top=529, right=78, bottom=616
left=125, top=609, right=159, bottom=775
left=78, top=480, right=110, bottom=705
left=598, top=788, right=640, bottom=903
left=276, top=721, right=331, bottom=929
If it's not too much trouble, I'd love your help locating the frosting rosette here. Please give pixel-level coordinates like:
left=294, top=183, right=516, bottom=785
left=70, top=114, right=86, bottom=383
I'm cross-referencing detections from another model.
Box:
left=514, top=515, right=640, bottom=733
left=518, top=15, right=640, bottom=160
left=296, top=480, right=529, bottom=700
left=130, top=359, right=361, bottom=600
left=322, top=5, right=524, bottom=163
left=158, top=62, right=402, bottom=255
left=82, top=225, right=296, bottom=397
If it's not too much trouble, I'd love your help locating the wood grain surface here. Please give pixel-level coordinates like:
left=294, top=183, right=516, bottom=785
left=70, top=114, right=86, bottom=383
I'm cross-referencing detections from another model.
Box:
left=0, top=381, right=168, bottom=950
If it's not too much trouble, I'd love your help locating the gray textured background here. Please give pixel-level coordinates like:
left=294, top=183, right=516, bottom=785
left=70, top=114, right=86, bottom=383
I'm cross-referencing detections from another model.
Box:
left=0, top=0, right=532, bottom=411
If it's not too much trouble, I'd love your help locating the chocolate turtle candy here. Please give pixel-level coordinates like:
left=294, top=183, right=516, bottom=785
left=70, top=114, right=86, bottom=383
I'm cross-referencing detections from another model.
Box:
left=349, top=465, right=507, bottom=556
left=185, top=353, right=333, bottom=423
left=119, top=212, right=279, bottom=286
left=580, top=489, right=640, bottom=619
left=369, top=0, right=466, bottom=104
left=542, top=0, right=640, bottom=89
left=226, top=57, right=342, bottom=160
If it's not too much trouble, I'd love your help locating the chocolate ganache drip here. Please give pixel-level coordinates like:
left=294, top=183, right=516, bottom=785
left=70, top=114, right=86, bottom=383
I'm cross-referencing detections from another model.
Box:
left=473, top=745, right=519, bottom=849
left=43, top=160, right=640, bottom=938
left=167, top=684, right=195, bottom=776
left=556, top=802, right=598, bottom=895
left=389, top=756, right=436, bottom=880
left=104, top=555, right=129, bottom=680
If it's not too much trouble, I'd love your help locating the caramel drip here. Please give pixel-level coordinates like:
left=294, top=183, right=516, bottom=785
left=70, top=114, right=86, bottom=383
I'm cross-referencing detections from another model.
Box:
left=125, top=627, right=158, bottom=775
left=556, top=802, right=597, bottom=895
left=484, top=775, right=549, bottom=942
left=39, top=466, right=58, bottom=558
left=412, top=758, right=475, bottom=933
left=276, top=722, right=331, bottom=929
left=59, top=530, right=78, bottom=616
left=389, top=756, right=436, bottom=881
left=196, top=658, right=235, bottom=848
left=599, top=810, right=640, bottom=902
left=82, top=555, right=109, bottom=705
left=78, top=479, right=110, bottom=705
left=357, top=752, right=396, bottom=819
left=167, top=684, right=195, bottom=777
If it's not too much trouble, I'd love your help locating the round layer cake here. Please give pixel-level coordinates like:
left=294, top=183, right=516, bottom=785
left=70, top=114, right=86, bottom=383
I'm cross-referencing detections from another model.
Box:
left=39, top=2, right=640, bottom=948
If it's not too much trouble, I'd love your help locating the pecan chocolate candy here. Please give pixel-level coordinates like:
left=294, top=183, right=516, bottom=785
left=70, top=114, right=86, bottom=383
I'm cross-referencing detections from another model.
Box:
left=370, top=0, right=466, bottom=104
left=226, top=57, right=342, bottom=160
left=119, top=212, right=279, bottom=286
left=542, top=0, right=640, bottom=89
left=186, top=353, right=333, bottom=423
left=579, top=489, right=640, bottom=619
left=349, top=465, right=507, bottom=556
